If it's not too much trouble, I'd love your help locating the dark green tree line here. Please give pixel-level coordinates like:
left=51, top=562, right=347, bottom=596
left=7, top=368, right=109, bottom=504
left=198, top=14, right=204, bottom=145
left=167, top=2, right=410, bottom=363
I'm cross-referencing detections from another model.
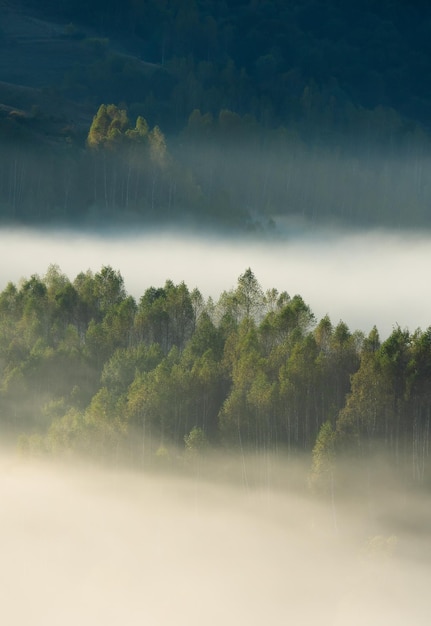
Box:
left=1, top=264, right=431, bottom=485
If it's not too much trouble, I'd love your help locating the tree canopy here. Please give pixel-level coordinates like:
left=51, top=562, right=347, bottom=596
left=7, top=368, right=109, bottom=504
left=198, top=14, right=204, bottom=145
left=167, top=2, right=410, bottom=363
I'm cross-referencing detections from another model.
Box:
left=1, top=264, right=430, bottom=488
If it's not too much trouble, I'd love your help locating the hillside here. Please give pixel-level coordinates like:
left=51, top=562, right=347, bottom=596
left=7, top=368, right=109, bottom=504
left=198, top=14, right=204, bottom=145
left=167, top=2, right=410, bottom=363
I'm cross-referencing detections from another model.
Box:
left=1, top=0, right=431, bottom=231
left=2, top=1, right=431, bottom=135
left=0, top=3, right=149, bottom=135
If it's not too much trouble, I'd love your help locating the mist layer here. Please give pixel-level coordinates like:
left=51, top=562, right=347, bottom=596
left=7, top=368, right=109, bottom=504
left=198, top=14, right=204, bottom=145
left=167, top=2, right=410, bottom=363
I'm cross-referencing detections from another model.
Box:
left=1, top=227, right=430, bottom=337
left=0, top=454, right=430, bottom=626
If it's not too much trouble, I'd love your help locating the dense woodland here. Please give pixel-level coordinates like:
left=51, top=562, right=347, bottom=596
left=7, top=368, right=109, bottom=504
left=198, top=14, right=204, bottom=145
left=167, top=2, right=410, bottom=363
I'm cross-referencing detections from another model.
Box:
left=1, top=100, right=430, bottom=230
left=1, top=1, right=431, bottom=229
left=1, top=264, right=430, bottom=489
left=2, top=2, right=431, bottom=489
left=13, top=0, right=431, bottom=127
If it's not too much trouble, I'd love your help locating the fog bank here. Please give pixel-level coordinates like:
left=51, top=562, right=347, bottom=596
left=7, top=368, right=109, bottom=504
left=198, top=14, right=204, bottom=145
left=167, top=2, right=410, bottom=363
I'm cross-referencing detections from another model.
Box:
left=1, top=227, right=430, bottom=337
left=0, top=453, right=430, bottom=625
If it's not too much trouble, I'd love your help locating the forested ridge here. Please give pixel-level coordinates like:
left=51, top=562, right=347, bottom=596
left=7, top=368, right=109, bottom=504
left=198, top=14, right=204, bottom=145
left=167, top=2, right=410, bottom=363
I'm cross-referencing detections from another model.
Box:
left=2, top=99, right=431, bottom=231
left=2, top=1, right=431, bottom=230
left=11, top=0, right=431, bottom=128
left=1, top=264, right=430, bottom=488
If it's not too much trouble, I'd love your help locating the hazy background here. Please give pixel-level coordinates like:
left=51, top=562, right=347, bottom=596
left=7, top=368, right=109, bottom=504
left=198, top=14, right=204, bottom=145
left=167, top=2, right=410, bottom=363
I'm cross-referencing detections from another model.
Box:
left=0, top=452, right=430, bottom=626
left=1, top=226, right=430, bottom=338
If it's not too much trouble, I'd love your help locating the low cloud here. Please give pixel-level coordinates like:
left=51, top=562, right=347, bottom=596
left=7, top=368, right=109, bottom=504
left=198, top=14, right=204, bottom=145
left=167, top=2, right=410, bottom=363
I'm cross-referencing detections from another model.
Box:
left=0, top=226, right=430, bottom=337
left=0, top=452, right=429, bottom=625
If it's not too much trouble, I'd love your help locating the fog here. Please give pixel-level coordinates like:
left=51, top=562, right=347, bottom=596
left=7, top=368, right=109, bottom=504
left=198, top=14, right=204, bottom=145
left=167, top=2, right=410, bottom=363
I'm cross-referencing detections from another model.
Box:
left=1, top=226, right=431, bottom=337
left=0, top=452, right=430, bottom=625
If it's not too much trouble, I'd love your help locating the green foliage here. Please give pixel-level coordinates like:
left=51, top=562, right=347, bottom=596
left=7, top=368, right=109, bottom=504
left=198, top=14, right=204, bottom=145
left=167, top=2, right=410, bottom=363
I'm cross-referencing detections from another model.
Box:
left=135, top=280, right=195, bottom=354
left=125, top=116, right=149, bottom=142
left=184, top=426, right=208, bottom=455
left=87, top=104, right=131, bottom=149
left=4, top=1, right=431, bottom=230
left=100, top=0, right=431, bottom=133
left=309, top=421, right=336, bottom=494
left=148, top=125, right=167, bottom=167
left=1, top=264, right=431, bottom=483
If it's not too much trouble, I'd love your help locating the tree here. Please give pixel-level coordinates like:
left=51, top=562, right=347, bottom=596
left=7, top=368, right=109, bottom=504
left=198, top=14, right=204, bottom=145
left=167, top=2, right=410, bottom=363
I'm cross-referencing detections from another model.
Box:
left=189, top=348, right=224, bottom=437
left=87, top=104, right=111, bottom=148
left=309, top=420, right=336, bottom=493
left=216, top=268, right=264, bottom=329
left=278, top=332, right=321, bottom=450
left=87, top=104, right=130, bottom=149
left=149, top=125, right=167, bottom=167
left=134, top=280, right=195, bottom=353
left=236, top=268, right=264, bottom=321
left=407, top=328, right=431, bottom=483
left=309, top=420, right=338, bottom=532
left=184, top=425, right=208, bottom=456
left=185, top=108, right=214, bottom=140
left=93, top=266, right=127, bottom=315
left=219, top=319, right=269, bottom=448
left=334, top=326, right=409, bottom=459
left=125, top=115, right=149, bottom=143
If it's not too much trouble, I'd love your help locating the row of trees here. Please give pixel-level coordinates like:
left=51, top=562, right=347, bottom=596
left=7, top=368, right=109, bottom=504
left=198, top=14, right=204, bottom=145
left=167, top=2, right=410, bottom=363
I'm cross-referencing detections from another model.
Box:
left=1, top=100, right=431, bottom=230
left=1, top=265, right=430, bottom=485
left=0, top=103, right=254, bottom=229
left=87, top=104, right=169, bottom=215
left=311, top=325, right=431, bottom=491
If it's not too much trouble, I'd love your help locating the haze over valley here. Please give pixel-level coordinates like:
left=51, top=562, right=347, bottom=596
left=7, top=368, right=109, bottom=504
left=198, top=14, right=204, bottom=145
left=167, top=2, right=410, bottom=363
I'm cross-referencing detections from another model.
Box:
left=0, top=453, right=429, bottom=626
left=2, top=2, right=431, bottom=624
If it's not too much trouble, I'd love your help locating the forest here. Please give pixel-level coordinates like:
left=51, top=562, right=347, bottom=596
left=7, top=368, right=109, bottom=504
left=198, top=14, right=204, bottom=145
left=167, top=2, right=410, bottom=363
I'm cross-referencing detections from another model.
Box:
left=12, top=0, right=431, bottom=128
left=1, top=263, right=430, bottom=491
left=2, top=4, right=431, bottom=623
left=1, top=100, right=430, bottom=230
left=2, top=0, right=431, bottom=230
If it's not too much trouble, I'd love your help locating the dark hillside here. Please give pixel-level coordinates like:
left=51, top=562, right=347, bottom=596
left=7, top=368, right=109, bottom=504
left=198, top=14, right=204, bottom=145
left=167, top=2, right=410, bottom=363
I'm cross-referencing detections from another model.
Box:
left=3, top=0, right=431, bottom=131
left=1, top=0, right=431, bottom=231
